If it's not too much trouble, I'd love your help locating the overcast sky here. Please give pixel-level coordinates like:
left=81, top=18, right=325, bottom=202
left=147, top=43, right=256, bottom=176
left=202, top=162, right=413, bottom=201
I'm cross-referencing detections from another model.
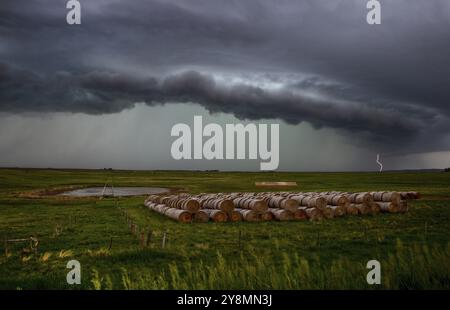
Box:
left=1, top=0, right=449, bottom=171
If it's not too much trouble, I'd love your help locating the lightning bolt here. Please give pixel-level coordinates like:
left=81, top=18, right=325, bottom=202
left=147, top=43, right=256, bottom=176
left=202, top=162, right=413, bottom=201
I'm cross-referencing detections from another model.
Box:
left=376, top=154, right=383, bottom=172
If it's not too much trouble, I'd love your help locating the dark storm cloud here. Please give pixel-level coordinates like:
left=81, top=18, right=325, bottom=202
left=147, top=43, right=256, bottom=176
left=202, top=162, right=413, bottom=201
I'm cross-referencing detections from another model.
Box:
left=0, top=62, right=426, bottom=146
left=1, top=0, right=450, bottom=152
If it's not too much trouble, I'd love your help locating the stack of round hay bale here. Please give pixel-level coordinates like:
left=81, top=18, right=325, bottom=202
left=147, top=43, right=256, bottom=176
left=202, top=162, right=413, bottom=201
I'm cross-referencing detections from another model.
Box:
left=144, top=201, right=193, bottom=223
left=197, top=195, right=238, bottom=222
left=144, top=190, right=417, bottom=223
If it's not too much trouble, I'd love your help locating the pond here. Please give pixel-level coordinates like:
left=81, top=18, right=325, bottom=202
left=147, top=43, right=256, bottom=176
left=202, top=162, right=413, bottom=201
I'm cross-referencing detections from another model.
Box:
left=60, top=187, right=169, bottom=197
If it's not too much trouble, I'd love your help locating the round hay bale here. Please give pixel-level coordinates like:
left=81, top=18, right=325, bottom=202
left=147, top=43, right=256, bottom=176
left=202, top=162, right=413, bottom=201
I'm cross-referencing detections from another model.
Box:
left=328, top=194, right=350, bottom=207
left=303, top=207, right=322, bottom=221
left=159, top=196, right=169, bottom=204
left=353, top=203, right=370, bottom=215
left=236, top=208, right=261, bottom=222
left=371, top=192, right=386, bottom=201
left=164, top=208, right=192, bottom=223
left=323, top=206, right=335, bottom=219
left=269, top=208, right=294, bottom=221
left=181, top=199, right=200, bottom=213
left=241, top=197, right=250, bottom=208
left=215, top=199, right=234, bottom=212
left=280, top=198, right=299, bottom=212
left=202, top=198, right=234, bottom=212
left=228, top=210, right=243, bottom=222
left=202, top=209, right=228, bottom=222
left=328, top=205, right=345, bottom=217
left=353, top=192, right=373, bottom=205
left=306, top=197, right=327, bottom=210
left=293, top=208, right=307, bottom=220
left=379, top=202, right=399, bottom=213
left=268, top=196, right=298, bottom=212
left=248, top=199, right=268, bottom=212
left=194, top=210, right=210, bottom=223
left=381, top=192, right=401, bottom=205
left=369, top=202, right=381, bottom=215
left=345, top=204, right=359, bottom=215
left=261, top=211, right=274, bottom=221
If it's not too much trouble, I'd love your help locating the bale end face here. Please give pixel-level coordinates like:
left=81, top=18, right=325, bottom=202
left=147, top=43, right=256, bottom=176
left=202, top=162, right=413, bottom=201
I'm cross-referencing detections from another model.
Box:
left=369, top=202, right=381, bottom=215
left=219, top=199, right=235, bottom=212
left=293, top=209, right=307, bottom=220
left=228, top=210, right=242, bottom=222
left=184, top=199, right=201, bottom=213
left=282, top=198, right=300, bottom=212
left=261, top=211, right=274, bottom=221
left=194, top=211, right=209, bottom=223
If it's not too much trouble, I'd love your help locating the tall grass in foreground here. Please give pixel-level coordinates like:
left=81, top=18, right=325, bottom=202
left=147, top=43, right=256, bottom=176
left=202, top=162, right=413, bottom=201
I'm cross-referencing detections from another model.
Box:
left=91, top=240, right=450, bottom=290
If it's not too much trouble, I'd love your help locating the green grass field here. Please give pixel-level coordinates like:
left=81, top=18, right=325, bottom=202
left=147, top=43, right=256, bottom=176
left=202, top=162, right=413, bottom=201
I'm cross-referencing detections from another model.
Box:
left=0, top=168, right=449, bottom=289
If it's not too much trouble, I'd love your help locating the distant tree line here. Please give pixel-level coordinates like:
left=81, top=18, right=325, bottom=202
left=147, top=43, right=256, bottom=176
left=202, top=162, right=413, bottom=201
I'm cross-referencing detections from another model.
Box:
left=445, top=168, right=450, bottom=172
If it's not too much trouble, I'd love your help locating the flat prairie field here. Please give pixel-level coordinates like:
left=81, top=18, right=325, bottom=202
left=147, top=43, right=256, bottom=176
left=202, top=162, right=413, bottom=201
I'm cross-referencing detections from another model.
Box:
left=0, top=168, right=449, bottom=289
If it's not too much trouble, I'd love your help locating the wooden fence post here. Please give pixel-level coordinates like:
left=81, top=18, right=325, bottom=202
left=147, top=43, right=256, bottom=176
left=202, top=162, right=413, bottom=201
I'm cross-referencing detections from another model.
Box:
left=146, top=230, right=153, bottom=247
left=108, top=237, right=113, bottom=250
left=162, top=232, right=167, bottom=249
left=139, top=231, right=145, bottom=247
left=238, top=230, right=242, bottom=250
